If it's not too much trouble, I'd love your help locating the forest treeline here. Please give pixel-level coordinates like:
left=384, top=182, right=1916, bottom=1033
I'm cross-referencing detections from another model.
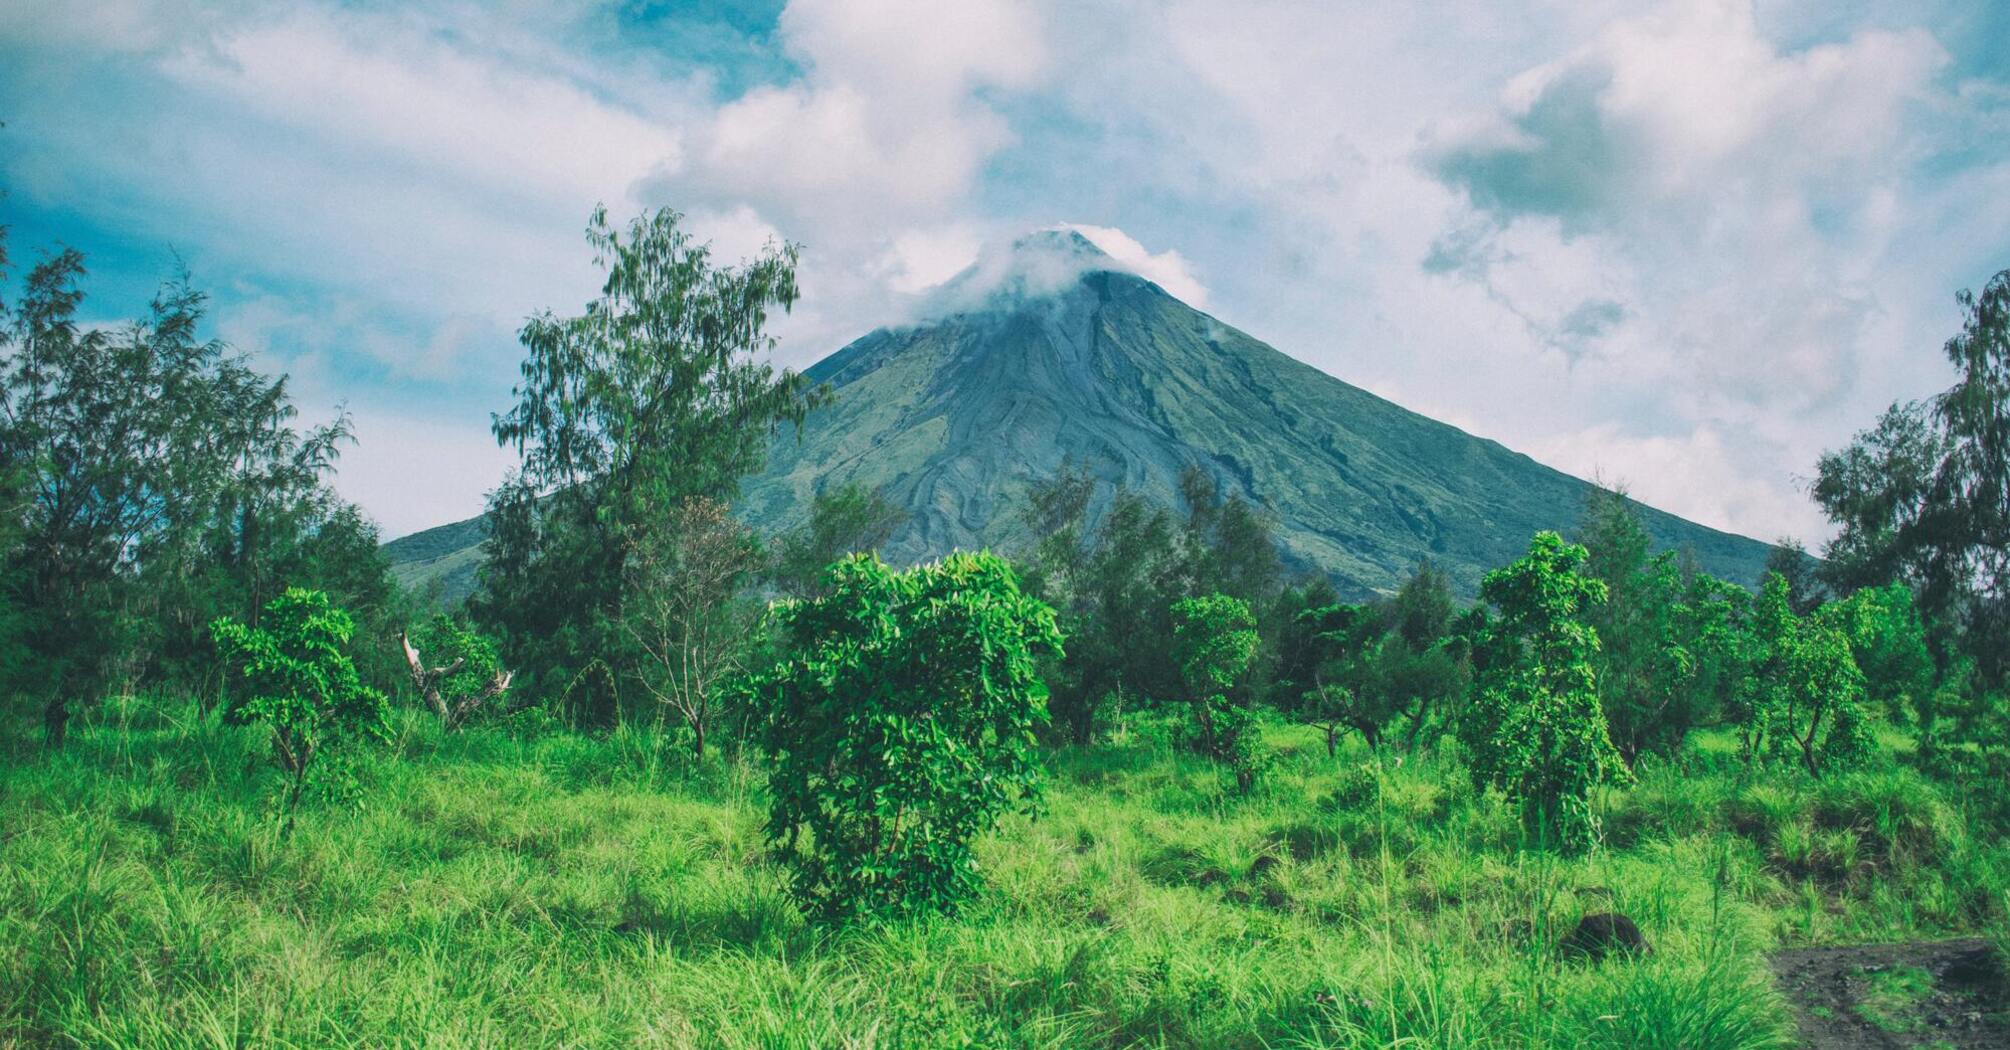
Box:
left=3, top=207, right=2007, bottom=915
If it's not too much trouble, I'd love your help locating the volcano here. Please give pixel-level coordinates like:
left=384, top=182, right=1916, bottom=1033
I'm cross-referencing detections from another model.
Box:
left=388, top=229, right=1774, bottom=601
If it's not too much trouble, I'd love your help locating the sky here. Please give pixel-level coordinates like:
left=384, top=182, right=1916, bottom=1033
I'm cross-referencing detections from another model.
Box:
left=2, top=0, right=2006, bottom=543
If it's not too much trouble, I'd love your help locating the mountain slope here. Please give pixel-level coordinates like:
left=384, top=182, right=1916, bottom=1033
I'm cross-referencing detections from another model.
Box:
left=389, top=231, right=1775, bottom=599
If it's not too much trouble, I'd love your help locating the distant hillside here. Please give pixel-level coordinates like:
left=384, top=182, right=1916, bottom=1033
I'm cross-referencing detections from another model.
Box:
left=383, top=515, right=488, bottom=606
left=388, top=230, right=1776, bottom=601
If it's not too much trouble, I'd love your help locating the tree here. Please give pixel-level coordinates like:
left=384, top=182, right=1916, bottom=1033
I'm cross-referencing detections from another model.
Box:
left=476, top=206, right=824, bottom=718
left=622, top=496, right=765, bottom=758
left=402, top=614, right=519, bottom=731
left=1764, top=538, right=1828, bottom=617
left=753, top=553, right=1060, bottom=920
left=1814, top=270, right=2010, bottom=689
left=1279, top=599, right=1376, bottom=756
left=1177, top=465, right=1283, bottom=608
left=772, top=482, right=907, bottom=599
left=212, top=588, right=391, bottom=825
left=1677, top=570, right=1755, bottom=741
left=1020, top=469, right=1186, bottom=742
left=1017, top=463, right=1287, bottom=745
left=1822, top=583, right=1934, bottom=734
left=1737, top=575, right=1873, bottom=777
left=1460, top=532, right=1626, bottom=850
left=1383, top=561, right=1469, bottom=749
left=1377, top=632, right=1469, bottom=752
left=1171, top=592, right=1262, bottom=786
left=1577, top=486, right=1705, bottom=763
left=0, top=243, right=367, bottom=743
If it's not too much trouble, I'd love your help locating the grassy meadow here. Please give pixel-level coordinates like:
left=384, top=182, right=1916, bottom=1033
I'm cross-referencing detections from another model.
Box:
left=5, top=698, right=2005, bottom=1049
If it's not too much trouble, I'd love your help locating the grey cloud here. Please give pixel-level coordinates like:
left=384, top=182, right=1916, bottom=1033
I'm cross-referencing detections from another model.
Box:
left=1427, top=65, right=1630, bottom=233
left=1551, top=297, right=1626, bottom=360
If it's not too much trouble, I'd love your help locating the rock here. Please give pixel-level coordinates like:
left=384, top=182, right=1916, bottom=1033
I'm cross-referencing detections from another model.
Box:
left=1561, top=912, right=1651, bottom=961
left=1250, top=854, right=1282, bottom=879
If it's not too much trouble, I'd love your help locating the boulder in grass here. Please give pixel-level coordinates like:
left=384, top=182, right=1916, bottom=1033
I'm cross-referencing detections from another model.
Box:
left=1561, top=912, right=1651, bottom=961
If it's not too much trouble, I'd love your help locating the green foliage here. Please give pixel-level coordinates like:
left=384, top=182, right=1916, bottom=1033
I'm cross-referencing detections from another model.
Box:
left=1460, top=532, right=1626, bottom=850
left=1277, top=598, right=1377, bottom=754
left=211, top=588, right=390, bottom=816
left=1678, top=571, right=1756, bottom=738
left=408, top=616, right=503, bottom=705
left=1171, top=593, right=1262, bottom=785
left=1738, top=575, right=1874, bottom=777
left=771, top=482, right=907, bottom=599
left=1822, top=583, right=1934, bottom=732
left=21, top=704, right=2010, bottom=1048
left=0, top=233, right=395, bottom=742
left=1176, top=466, right=1282, bottom=607
left=1020, top=462, right=1286, bottom=744
left=475, top=206, right=824, bottom=722
left=403, top=613, right=517, bottom=730
left=1816, top=269, right=2010, bottom=690
left=753, top=552, right=1061, bottom=920
left=1764, top=538, right=1828, bottom=617
left=1275, top=565, right=1468, bottom=756
left=1578, top=487, right=1709, bottom=764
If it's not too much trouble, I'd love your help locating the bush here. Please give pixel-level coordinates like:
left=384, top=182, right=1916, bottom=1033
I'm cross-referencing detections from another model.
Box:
left=1459, top=532, right=1627, bottom=851
left=1170, top=593, right=1262, bottom=787
left=211, top=587, right=391, bottom=821
left=753, top=552, right=1062, bottom=920
left=1740, top=575, right=1873, bottom=777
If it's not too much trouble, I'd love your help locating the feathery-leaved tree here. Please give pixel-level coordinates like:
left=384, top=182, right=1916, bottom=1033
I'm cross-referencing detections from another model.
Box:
left=476, top=206, right=824, bottom=720
left=0, top=240, right=371, bottom=743
left=771, top=482, right=907, bottom=600
left=1815, top=269, right=2010, bottom=690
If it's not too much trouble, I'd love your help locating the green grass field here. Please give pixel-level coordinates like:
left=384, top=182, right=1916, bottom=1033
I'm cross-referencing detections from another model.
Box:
left=4, top=699, right=2005, bottom=1049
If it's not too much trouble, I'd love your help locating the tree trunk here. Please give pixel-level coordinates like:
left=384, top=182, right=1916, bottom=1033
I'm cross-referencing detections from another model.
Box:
left=1325, top=724, right=1338, bottom=757
left=43, top=695, right=69, bottom=748
left=691, top=718, right=706, bottom=761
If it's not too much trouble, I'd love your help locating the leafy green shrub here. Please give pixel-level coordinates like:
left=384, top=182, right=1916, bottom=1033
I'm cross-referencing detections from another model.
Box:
left=211, top=587, right=391, bottom=819
left=1459, top=532, right=1627, bottom=850
left=1170, top=593, right=1262, bottom=787
left=753, top=552, right=1062, bottom=920
left=1739, top=575, right=1874, bottom=776
left=1822, top=583, right=1934, bottom=730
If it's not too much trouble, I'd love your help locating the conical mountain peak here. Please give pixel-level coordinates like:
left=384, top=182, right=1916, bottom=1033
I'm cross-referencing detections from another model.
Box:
left=390, top=230, right=1777, bottom=604
left=920, top=225, right=1144, bottom=318
left=1007, top=226, right=1115, bottom=263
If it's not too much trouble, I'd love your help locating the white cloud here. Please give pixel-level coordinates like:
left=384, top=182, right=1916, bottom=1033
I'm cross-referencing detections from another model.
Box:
left=335, top=408, right=517, bottom=540
left=875, top=225, right=986, bottom=294
left=1524, top=423, right=1829, bottom=544
left=7, top=0, right=2005, bottom=551
left=662, top=0, right=1048, bottom=234
left=1064, top=224, right=1210, bottom=307
left=163, top=10, right=682, bottom=210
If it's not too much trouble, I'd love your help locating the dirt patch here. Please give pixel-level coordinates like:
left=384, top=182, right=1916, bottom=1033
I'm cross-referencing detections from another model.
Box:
left=1771, top=937, right=2009, bottom=1049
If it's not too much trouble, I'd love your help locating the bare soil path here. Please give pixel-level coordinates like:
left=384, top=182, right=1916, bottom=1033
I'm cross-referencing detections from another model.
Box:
left=1771, top=937, right=2008, bottom=1049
